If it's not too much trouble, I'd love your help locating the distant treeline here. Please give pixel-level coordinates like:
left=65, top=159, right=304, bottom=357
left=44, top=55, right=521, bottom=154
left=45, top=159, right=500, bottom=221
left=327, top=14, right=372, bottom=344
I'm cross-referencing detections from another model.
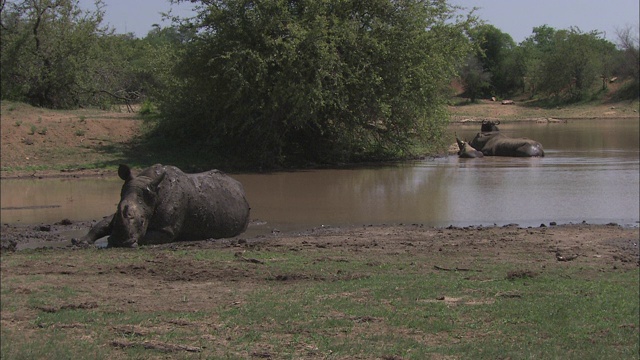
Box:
left=1, top=0, right=638, bottom=167
left=460, top=24, right=639, bottom=102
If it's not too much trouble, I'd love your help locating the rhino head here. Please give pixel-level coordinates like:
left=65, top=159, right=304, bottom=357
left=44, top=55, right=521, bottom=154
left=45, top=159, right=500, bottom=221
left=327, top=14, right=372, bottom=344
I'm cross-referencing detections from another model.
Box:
left=108, top=164, right=165, bottom=248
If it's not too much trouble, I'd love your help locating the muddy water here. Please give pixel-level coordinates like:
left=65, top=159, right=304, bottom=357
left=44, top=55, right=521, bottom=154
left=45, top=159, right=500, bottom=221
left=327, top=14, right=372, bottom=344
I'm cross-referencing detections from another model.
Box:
left=1, top=119, right=638, bottom=234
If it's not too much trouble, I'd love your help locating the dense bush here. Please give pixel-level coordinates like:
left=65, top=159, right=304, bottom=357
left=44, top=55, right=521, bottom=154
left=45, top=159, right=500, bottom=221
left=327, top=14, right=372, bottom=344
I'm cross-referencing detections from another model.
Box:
left=0, top=0, right=183, bottom=109
left=158, top=0, right=475, bottom=167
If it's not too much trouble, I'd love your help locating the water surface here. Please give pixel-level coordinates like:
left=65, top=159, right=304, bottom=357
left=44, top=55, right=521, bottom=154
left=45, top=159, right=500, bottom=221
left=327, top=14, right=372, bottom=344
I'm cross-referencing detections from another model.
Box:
left=2, top=119, right=638, bottom=233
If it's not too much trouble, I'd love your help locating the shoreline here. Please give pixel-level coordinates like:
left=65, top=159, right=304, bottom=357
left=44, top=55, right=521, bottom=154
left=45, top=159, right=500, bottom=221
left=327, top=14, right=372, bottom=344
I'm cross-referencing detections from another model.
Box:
left=2, top=116, right=637, bottom=180
left=2, top=219, right=638, bottom=253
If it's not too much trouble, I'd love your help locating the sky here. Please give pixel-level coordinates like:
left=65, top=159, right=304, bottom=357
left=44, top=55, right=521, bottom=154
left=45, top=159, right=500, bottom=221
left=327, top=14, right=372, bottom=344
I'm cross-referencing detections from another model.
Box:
left=79, top=0, right=639, bottom=44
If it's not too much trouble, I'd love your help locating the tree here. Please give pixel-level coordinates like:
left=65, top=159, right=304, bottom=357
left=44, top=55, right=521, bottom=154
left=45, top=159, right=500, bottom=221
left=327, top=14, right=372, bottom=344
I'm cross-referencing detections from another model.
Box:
left=465, top=24, right=521, bottom=97
left=612, top=24, right=639, bottom=99
left=0, top=0, right=175, bottom=109
left=0, top=0, right=109, bottom=108
left=517, top=25, right=558, bottom=97
left=159, top=0, right=475, bottom=168
left=459, top=54, right=491, bottom=102
left=521, top=26, right=616, bottom=101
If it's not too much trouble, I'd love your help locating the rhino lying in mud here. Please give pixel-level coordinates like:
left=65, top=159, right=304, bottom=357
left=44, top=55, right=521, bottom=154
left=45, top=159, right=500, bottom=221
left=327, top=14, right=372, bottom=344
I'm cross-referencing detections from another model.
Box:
left=73, top=164, right=250, bottom=248
left=467, top=120, right=545, bottom=157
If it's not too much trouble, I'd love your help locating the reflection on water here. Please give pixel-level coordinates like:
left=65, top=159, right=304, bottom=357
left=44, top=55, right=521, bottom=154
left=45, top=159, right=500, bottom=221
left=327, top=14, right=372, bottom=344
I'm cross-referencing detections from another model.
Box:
left=1, top=119, right=638, bottom=232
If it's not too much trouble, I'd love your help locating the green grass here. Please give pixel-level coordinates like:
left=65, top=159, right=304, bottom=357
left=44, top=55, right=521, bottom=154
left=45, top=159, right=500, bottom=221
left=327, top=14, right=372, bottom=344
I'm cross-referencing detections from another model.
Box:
left=1, top=243, right=638, bottom=359
left=213, top=267, right=638, bottom=359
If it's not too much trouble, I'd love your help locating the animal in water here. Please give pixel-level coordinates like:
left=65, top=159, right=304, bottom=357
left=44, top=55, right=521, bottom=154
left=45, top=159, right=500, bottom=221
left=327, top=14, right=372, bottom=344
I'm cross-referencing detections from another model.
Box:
left=73, top=164, right=250, bottom=248
left=469, top=120, right=545, bottom=157
left=455, top=133, right=484, bottom=158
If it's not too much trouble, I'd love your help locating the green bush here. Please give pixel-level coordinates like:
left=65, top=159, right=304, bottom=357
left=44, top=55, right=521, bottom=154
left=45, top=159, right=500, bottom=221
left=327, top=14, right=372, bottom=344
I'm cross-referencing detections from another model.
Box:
left=138, top=100, right=155, bottom=115
left=158, top=0, right=475, bottom=168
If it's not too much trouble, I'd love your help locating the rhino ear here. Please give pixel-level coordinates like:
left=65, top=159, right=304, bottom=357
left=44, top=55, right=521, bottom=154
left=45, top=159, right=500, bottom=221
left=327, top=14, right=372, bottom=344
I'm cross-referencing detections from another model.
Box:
left=118, top=164, right=133, bottom=181
left=495, top=120, right=501, bottom=125
left=149, top=170, right=166, bottom=190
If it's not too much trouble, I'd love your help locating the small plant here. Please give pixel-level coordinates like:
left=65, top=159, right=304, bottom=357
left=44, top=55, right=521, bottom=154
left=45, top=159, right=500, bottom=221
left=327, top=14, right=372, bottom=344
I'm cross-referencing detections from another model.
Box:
left=138, top=100, right=155, bottom=115
left=14, top=120, right=22, bottom=127
left=78, top=116, right=86, bottom=123
left=28, top=124, right=37, bottom=135
left=37, top=127, right=48, bottom=135
left=75, top=129, right=85, bottom=136
left=37, top=116, right=43, bottom=123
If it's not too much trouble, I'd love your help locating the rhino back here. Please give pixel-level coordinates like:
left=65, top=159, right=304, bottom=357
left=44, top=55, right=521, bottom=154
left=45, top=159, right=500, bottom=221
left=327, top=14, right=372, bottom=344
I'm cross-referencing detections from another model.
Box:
left=151, top=167, right=250, bottom=240
left=487, top=137, right=544, bottom=157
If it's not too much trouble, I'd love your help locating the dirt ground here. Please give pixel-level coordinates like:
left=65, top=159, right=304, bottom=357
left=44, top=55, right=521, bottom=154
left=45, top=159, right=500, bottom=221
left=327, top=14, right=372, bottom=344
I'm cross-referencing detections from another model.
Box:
left=0, top=222, right=638, bottom=314
left=0, top=220, right=637, bottom=358
left=0, top=102, right=140, bottom=176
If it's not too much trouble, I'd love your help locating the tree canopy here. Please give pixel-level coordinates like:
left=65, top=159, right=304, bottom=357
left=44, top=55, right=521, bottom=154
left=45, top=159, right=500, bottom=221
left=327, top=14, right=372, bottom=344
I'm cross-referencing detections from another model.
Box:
left=0, top=0, right=182, bottom=109
left=157, top=0, right=475, bottom=167
left=460, top=24, right=634, bottom=102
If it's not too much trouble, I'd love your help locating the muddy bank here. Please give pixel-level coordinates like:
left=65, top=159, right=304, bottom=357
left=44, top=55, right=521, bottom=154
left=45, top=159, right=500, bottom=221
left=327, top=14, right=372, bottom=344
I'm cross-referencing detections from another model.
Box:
left=0, top=168, right=115, bottom=180
left=2, top=220, right=638, bottom=271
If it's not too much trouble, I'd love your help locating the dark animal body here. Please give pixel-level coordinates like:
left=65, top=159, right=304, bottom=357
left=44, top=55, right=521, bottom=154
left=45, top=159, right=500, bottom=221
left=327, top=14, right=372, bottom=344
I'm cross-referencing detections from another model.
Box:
left=468, top=120, right=545, bottom=157
left=74, top=164, right=250, bottom=248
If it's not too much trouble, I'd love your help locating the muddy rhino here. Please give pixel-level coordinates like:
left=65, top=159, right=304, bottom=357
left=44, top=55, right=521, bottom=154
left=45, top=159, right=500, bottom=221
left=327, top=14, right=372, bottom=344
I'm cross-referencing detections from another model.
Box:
left=469, top=120, right=545, bottom=157
left=73, top=164, right=250, bottom=248
left=455, top=134, right=484, bottom=158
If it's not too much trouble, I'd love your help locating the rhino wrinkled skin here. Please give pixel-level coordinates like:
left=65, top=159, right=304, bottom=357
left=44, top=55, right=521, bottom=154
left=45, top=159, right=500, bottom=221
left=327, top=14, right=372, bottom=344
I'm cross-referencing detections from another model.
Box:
left=74, top=164, right=250, bottom=248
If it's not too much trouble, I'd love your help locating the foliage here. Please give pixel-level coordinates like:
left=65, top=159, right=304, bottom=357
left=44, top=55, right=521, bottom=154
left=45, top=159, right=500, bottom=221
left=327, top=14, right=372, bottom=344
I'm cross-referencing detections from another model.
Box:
left=0, top=0, right=186, bottom=109
left=0, top=0, right=107, bottom=108
left=458, top=54, right=491, bottom=102
left=158, top=0, right=476, bottom=168
left=536, top=28, right=616, bottom=100
left=460, top=23, right=635, bottom=103
left=466, top=24, right=521, bottom=98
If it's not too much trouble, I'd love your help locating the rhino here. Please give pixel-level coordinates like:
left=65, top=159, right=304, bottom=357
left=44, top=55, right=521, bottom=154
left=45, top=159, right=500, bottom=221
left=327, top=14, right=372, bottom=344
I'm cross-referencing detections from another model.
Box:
left=469, top=120, right=545, bottom=157
left=73, top=164, right=250, bottom=248
left=455, top=133, right=484, bottom=158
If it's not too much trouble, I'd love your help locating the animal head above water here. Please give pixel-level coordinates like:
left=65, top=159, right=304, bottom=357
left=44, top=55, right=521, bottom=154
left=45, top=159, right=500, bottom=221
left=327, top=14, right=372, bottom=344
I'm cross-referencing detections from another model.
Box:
left=108, top=164, right=166, bottom=247
left=481, top=120, right=500, bottom=133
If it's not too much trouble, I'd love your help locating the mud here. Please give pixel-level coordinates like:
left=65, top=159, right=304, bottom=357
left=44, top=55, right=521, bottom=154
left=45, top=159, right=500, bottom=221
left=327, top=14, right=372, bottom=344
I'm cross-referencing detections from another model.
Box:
left=2, top=220, right=638, bottom=272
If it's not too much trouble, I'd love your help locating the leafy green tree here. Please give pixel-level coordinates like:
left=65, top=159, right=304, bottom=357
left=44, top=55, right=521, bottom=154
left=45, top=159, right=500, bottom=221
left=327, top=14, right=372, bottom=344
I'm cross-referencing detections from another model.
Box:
left=465, top=24, right=521, bottom=97
left=521, top=26, right=616, bottom=101
left=0, top=0, right=177, bottom=109
left=459, top=54, right=491, bottom=102
left=0, top=0, right=110, bottom=108
left=542, top=29, right=611, bottom=98
left=159, top=0, right=475, bottom=167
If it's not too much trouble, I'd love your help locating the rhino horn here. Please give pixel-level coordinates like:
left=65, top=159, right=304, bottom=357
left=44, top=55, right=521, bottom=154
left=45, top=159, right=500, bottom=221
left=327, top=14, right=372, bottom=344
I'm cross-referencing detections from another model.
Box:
left=455, top=133, right=464, bottom=147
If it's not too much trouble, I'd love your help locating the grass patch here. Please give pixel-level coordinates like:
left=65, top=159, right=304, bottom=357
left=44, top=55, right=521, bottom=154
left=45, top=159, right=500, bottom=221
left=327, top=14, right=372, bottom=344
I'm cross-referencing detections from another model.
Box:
left=1, top=243, right=637, bottom=359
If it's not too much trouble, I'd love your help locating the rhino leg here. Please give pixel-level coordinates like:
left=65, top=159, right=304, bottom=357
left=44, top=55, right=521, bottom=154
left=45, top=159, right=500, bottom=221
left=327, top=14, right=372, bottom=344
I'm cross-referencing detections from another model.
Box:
left=72, top=214, right=114, bottom=247
left=137, top=228, right=176, bottom=246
